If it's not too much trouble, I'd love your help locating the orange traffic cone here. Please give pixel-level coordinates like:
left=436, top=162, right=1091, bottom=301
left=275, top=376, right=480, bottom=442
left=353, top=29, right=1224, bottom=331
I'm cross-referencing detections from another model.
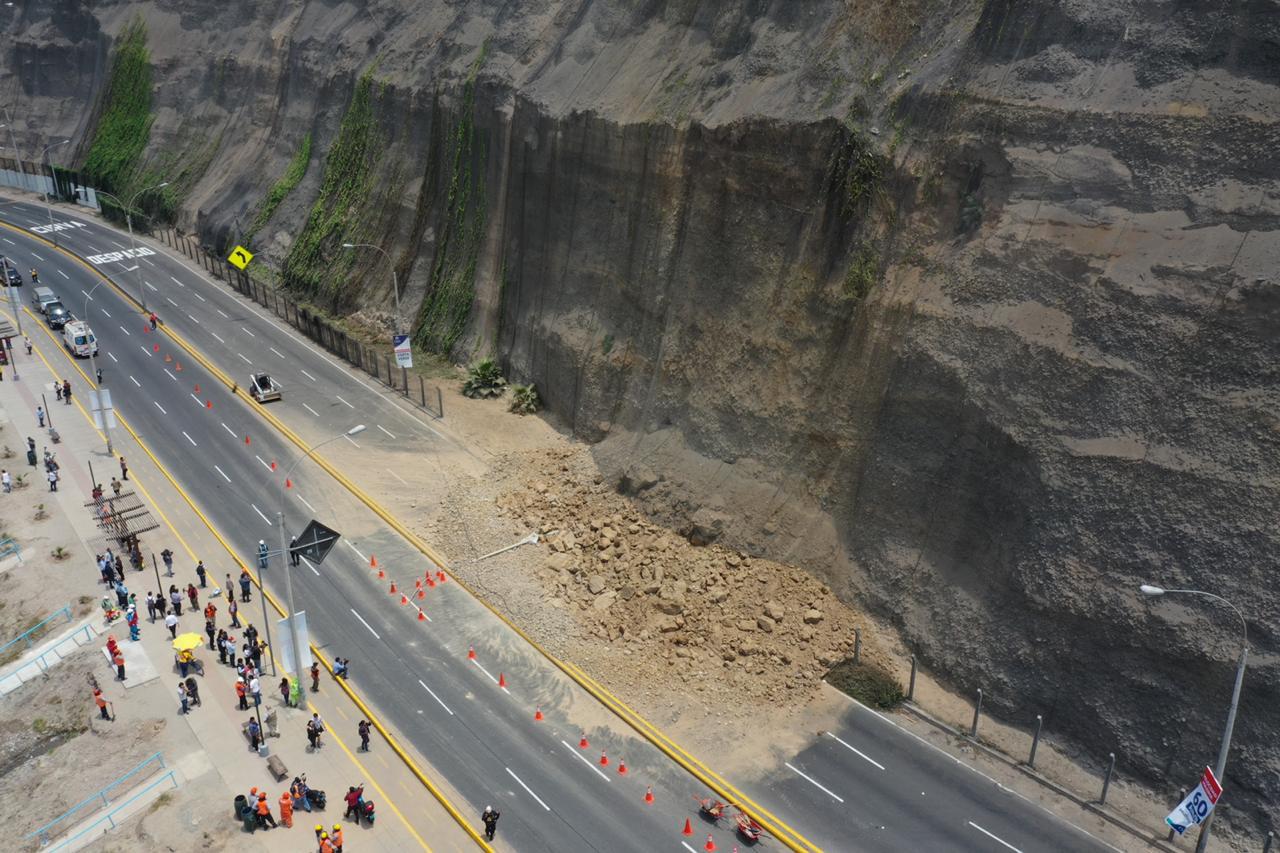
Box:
left=206, top=400, right=213, bottom=409
left=682, top=818, right=693, bottom=836
left=417, top=610, right=427, bottom=622
left=704, top=835, right=716, bottom=852
left=644, top=786, right=654, bottom=804
left=400, top=594, right=409, bottom=605
left=284, top=477, right=292, bottom=488
left=175, top=362, right=182, bottom=371
left=370, top=555, right=378, bottom=569
left=389, top=580, right=397, bottom=594
left=534, top=707, right=543, bottom=722
left=164, top=353, right=172, bottom=362
left=437, top=570, right=447, bottom=583
left=245, top=435, right=251, bottom=445
left=153, top=343, right=160, bottom=352
left=270, top=460, right=277, bottom=470
left=579, top=733, right=589, bottom=749
left=498, top=673, right=507, bottom=688
left=194, top=384, right=200, bottom=394
left=468, top=646, right=476, bottom=660
left=426, top=575, right=436, bottom=588
left=417, top=589, right=425, bottom=600
left=599, top=751, right=609, bottom=767
left=377, top=568, right=385, bottom=579
left=618, top=758, right=628, bottom=775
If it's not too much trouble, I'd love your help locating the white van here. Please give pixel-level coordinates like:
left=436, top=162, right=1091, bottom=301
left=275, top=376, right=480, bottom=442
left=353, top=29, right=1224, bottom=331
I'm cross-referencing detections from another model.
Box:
left=62, top=320, right=97, bottom=357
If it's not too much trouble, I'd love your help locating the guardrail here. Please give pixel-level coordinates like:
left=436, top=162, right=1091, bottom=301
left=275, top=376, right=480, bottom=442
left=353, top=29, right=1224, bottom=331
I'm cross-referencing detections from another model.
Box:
left=156, top=227, right=445, bottom=419
left=0, top=604, right=70, bottom=660
left=26, top=752, right=166, bottom=846
left=45, top=770, right=179, bottom=851
left=0, top=535, right=22, bottom=563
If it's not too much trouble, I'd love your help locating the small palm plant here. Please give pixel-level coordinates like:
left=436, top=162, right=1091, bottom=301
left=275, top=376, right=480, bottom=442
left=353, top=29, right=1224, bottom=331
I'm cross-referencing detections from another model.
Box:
left=462, top=358, right=507, bottom=399
left=509, top=384, right=540, bottom=415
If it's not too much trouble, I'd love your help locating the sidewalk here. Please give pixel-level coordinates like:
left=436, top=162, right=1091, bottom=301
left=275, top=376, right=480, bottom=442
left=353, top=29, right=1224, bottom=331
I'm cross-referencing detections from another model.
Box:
left=2, top=312, right=475, bottom=852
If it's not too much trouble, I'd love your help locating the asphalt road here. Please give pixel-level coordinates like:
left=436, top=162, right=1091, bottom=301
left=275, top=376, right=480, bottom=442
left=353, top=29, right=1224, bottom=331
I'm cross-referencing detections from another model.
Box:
left=0, top=200, right=1121, bottom=853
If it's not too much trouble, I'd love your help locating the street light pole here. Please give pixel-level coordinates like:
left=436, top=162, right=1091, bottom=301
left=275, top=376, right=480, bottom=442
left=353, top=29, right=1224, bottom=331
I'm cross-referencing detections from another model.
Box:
left=1140, top=584, right=1248, bottom=853
left=341, top=243, right=402, bottom=332
left=83, top=280, right=114, bottom=456
left=276, top=425, right=366, bottom=678
left=39, top=139, right=69, bottom=247
left=0, top=114, right=30, bottom=194
left=96, top=182, right=170, bottom=312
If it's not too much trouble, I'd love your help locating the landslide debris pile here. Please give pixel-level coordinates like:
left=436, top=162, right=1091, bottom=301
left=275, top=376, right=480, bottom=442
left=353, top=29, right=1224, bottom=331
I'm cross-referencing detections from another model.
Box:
left=487, top=448, right=877, bottom=710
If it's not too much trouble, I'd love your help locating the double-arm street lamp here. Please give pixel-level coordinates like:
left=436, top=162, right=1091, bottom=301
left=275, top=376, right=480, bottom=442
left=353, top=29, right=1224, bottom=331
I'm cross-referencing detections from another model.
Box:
left=1140, top=584, right=1248, bottom=853
left=39, top=139, right=69, bottom=244
left=94, top=182, right=170, bottom=312
left=275, top=424, right=366, bottom=678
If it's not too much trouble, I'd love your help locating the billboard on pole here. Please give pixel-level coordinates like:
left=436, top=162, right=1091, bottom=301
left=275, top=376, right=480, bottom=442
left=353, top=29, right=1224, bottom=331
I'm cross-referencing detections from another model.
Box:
left=1165, top=766, right=1223, bottom=835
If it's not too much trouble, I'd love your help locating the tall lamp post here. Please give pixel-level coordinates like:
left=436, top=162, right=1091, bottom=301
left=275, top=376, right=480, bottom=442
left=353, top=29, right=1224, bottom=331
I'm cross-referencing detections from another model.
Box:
left=341, top=243, right=402, bottom=333
left=95, top=182, right=170, bottom=312
left=39, top=139, right=69, bottom=246
left=1140, top=584, right=1248, bottom=853
left=83, top=279, right=115, bottom=456
left=276, top=424, right=366, bottom=678
left=0, top=114, right=31, bottom=194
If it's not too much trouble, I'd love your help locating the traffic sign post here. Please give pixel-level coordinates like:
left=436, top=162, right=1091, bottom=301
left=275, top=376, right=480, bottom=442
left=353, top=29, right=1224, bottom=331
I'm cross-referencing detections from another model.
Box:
left=1166, top=766, right=1223, bottom=836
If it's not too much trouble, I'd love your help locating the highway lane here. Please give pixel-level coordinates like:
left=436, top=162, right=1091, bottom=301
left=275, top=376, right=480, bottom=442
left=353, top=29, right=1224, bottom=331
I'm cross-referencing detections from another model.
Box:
left=3, top=203, right=1125, bottom=853
left=9, top=239, right=742, bottom=853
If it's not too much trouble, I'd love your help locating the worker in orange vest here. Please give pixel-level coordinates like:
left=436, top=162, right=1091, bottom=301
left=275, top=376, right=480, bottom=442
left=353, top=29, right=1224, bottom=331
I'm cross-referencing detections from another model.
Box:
left=113, top=650, right=126, bottom=681
left=331, top=823, right=344, bottom=852
left=93, top=688, right=110, bottom=720
left=255, top=792, right=277, bottom=829
left=318, top=832, right=334, bottom=853
left=235, top=678, right=248, bottom=710
left=279, top=791, right=293, bottom=827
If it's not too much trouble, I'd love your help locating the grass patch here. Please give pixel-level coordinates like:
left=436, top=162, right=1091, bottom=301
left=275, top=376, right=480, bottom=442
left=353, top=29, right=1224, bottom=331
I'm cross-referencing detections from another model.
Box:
left=826, top=658, right=905, bottom=709
left=249, top=133, right=313, bottom=238
left=82, top=18, right=153, bottom=194
left=843, top=242, right=879, bottom=302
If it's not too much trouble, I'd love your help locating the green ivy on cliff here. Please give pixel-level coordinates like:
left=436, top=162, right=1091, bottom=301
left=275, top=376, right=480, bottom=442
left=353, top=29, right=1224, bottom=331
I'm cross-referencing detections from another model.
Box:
left=249, top=133, right=312, bottom=238
left=82, top=19, right=153, bottom=194
left=415, top=45, right=488, bottom=355
left=827, top=127, right=884, bottom=217
left=281, top=71, right=382, bottom=303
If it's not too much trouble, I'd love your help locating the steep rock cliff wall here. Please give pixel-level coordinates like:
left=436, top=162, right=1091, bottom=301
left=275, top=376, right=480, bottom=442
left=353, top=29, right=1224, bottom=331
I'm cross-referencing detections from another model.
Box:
left=1, top=0, right=1276, bottom=832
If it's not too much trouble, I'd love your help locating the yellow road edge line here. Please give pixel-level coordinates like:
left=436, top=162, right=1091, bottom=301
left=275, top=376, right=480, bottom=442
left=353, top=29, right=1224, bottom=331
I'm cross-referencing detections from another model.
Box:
left=14, top=301, right=488, bottom=852
left=6, top=219, right=820, bottom=853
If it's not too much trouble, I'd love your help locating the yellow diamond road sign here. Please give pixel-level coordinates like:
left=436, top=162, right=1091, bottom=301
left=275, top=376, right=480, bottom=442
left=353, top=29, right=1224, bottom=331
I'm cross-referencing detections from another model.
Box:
left=228, top=245, right=254, bottom=270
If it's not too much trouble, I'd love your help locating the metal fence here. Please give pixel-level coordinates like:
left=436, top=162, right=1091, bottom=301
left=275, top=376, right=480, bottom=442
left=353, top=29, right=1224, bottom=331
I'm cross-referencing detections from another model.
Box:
left=27, top=752, right=169, bottom=846
left=0, top=604, right=72, bottom=660
left=154, top=227, right=443, bottom=418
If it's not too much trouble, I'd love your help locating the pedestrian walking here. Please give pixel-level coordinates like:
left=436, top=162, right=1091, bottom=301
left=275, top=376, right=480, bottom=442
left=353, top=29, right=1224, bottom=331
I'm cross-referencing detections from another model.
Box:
left=319, top=833, right=334, bottom=853
left=289, top=677, right=302, bottom=708
left=247, top=716, right=262, bottom=752
left=306, top=717, right=320, bottom=750
left=62, top=379, right=71, bottom=404
left=119, top=456, right=128, bottom=480
left=161, top=548, right=174, bottom=576
left=250, top=675, right=261, bottom=707
left=153, top=590, right=166, bottom=617
left=239, top=569, right=252, bottom=603
left=331, top=823, right=345, bottom=853
left=186, top=583, right=199, bottom=612
left=279, top=677, right=290, bottom=706
left=481, top=806, right=500, bottom=841
left=169, top=585, right=183, bottom=615
left=178, top=682, right=189, bottom=714
left=216, top=629, right=228, bottom=664
left=228, top=598, right=240, bottom=628
left=54, top=382, right=62, bottom=402
left=357, top=719, right=371, bottom=752
left=255, top=793, right=277, bottom=829
left=279, top=791, right=294, bottom=828
left=1, top=470, right=9, bottom=493
left=204, top=617, right=216, bottom=649
left=195, top=560, right=207, bottom=587
left=110, top=477, right=122, bottom=496
left=310, top=661, right=320, bottom=692
left=114, top=554, right=124, bottom=581
left=203, top=601, right=217, bottom=621
left=145, top=592, right=156, bottom=622
left=114, top=649, right=126, bottom=681
left=94, top=688, right=110, bottom=720
left=165, top=612, right=178, bottom=639
left=23, top=335, right=31, bottom=355
left=244, top=624, right=259, bottom=648
left=289, top=536, right=300, bottom=566
left=35, top=406, right=44, bottom=427
left=114, top=580, right=129, bottom=608
left=47, top=468, right=58, bottom=491
left=235, top=677, right=248, bottom=710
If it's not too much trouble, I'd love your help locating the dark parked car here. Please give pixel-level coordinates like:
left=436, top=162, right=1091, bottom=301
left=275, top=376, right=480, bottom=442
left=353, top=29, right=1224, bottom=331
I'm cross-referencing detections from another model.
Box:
left=2, top=265, right=21, bottom=286
left=44, top=301, right=70, bottom=329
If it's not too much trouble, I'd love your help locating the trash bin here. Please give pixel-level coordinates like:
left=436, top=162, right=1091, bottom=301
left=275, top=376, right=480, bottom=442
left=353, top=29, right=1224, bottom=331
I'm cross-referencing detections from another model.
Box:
left=240, top=805, right=257, bottom=832
left=234, top=794, right=247, bottom=821
left=26, top=449, right=36, bottom=467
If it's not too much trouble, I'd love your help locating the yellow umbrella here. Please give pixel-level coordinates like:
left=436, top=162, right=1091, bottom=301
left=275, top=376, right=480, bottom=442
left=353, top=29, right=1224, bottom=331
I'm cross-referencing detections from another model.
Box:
left=172, top=633, right=204, bottom=652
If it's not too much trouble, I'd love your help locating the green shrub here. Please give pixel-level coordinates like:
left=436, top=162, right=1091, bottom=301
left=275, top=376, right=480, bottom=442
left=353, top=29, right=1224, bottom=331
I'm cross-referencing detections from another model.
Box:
left=826, top=658, right=905, bottom=709
left=462, top=358, right=506, bottom=399
left=843, top=243, right=879, bottom=301
left=250, top=133, right=312, bottom=236
left=509, top=384, right=540, bottom=414
left=82, top=19, right=153, bottom=193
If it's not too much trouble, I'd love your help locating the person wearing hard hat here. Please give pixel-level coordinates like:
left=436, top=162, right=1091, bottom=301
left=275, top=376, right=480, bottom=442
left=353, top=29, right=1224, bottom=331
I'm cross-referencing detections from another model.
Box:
left=255, top=791, right=277, bottom=828
left=279, top=790, right=293, bottom=827
left=318, top=832, right=334, bottom=853
left=482, top=805, right=500, bottom=840
left=331, top=823, right=344, bottom=852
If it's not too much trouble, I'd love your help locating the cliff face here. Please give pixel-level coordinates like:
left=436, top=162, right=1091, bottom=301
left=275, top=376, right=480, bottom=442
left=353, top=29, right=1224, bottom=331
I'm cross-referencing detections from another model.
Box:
left=2, top=0, right=1277, bottom=832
